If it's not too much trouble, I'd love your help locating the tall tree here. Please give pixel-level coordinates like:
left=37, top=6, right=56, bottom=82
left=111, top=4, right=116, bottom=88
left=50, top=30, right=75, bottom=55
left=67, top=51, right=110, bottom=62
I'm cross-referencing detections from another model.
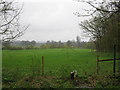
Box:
left=77, top=0, right=120, bottom=52
left=76, top=36, right=81, bottom=48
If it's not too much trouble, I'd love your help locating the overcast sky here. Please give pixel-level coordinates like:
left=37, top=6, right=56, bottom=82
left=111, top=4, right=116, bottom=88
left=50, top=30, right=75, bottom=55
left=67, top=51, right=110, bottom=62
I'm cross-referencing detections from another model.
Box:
left=17, top=0, right=91, bottom=42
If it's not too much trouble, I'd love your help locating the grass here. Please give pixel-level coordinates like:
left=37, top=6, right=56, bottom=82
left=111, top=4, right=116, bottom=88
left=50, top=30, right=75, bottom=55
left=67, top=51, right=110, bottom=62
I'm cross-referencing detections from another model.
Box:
left=2, top=48, right=120, bottom=88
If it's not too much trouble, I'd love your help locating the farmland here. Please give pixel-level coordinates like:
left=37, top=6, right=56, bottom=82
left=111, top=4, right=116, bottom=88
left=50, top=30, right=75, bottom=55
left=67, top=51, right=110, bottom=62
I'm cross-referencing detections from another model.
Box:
left=2, top=48, right=119, bottom=88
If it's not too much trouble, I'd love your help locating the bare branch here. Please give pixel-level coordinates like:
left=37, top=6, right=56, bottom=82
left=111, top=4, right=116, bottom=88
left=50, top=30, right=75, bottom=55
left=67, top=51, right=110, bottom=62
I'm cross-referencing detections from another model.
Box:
left=0, top=0, right=29, bottom=41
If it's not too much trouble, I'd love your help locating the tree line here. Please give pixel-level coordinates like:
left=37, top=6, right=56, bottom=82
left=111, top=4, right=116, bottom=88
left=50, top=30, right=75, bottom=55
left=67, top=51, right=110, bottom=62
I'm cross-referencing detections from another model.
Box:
left=2, top=36, right=95, bottom=50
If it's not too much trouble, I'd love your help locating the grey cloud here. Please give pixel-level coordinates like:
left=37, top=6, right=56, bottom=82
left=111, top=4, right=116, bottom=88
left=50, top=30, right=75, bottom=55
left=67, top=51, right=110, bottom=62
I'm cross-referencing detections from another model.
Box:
left=18, top=0, right=90, bottom=42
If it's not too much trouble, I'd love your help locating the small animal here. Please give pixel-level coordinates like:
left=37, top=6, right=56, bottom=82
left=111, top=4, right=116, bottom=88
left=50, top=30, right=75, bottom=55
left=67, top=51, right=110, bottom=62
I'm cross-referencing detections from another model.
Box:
left=70, top=70, right=78, bottom=80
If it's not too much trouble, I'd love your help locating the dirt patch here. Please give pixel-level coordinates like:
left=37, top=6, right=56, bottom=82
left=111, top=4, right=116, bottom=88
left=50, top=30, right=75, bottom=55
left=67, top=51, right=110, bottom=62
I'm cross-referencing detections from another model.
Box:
left=14, top=76, right=63, bottom=88
left=3, top=74, right=119, bottom=88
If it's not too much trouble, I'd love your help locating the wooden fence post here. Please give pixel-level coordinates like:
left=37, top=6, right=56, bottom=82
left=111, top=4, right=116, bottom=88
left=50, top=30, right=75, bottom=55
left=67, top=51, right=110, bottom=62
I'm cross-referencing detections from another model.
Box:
left=42, top=56, right=44, bottom=75
left=113, top=45, right=116, bottom=76
left=97, top=56, right=99, bottom=74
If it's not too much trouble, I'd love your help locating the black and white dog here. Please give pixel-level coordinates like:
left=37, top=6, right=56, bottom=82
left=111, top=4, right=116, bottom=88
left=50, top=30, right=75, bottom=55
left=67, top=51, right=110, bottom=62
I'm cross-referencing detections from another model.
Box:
left=70, top=70, right=78, bottom=80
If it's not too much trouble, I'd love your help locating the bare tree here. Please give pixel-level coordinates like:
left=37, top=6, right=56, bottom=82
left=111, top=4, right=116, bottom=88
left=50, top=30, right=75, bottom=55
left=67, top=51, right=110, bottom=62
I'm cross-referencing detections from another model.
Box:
left=74, top=0, right=120, bottom=17
left=0, top=0, right=29, bottom=42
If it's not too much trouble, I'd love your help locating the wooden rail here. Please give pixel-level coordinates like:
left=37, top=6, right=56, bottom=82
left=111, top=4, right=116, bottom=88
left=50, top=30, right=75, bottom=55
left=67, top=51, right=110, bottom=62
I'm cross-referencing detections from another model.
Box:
left=97, top=57, right=120, bottom=75
left=96, top=45, right=120, bottom=76
left=98, top=58, right=120, bottom=62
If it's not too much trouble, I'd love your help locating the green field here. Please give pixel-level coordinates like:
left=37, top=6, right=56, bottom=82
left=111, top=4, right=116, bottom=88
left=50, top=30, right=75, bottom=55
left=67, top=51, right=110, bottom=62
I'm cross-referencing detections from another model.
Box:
left=2, top=48, right=119, bottom=88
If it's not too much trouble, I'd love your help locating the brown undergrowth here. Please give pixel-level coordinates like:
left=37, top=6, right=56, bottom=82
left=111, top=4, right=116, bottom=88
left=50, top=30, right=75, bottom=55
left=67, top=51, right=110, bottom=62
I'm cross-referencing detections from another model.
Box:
left=2, top=74, right=120, bottom=88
